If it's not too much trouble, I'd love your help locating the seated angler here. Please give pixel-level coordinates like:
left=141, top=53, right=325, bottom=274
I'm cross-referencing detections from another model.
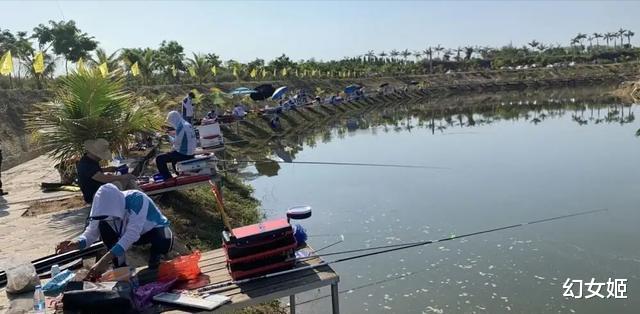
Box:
left=77, top=138, right=138, bottom=204
left=56, top=183, right=174, bottom=277
left=155, top=111, right=196, bottom=180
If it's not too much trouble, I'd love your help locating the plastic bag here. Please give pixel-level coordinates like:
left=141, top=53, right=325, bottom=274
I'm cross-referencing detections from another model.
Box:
left=5, top=262, right=39, bottom=294
left=133, top=278, right=176, bottom=310
left=42, top=269, right=75, bottom=296
left=157, top=251, right=201, bottom=282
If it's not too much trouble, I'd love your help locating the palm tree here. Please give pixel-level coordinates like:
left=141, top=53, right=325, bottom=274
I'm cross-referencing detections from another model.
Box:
left=186, top=53, right=212, bottom=85
left=389, top=49, right=400, bottom=63
left=604, top=32, right=614, bottom=47
left=624, top=30, right=634, bottom=47
left=378, top=51, right=388, bottom=63
left=464, top=46, right=474, bottom=60
left=422, top=47, right=433, bottom=73
left=618, top=28, right=627, bottom=48
left=25, top=69, right=163, bottom=164
left=400, top=49, right=411, bottom=63
left=537, top=43, right=547, bottom=53
left=412, top=51, right=422, bottom=62
left=593, top=32, right=603, bottom=47
left=586, top=35, right=594, bottom=49
left=434, top=45, right=444, bottom=60
left=365, top=50, right=376, bottom=63
left=91, top=48, right=121, bottom=73
left=528, top=40, right=540, bottom=50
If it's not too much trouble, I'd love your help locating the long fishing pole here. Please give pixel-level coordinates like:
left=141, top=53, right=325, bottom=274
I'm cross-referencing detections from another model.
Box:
left=197, top=208, right=606, bottom=294
left=220, top=159, right=450, bottom=170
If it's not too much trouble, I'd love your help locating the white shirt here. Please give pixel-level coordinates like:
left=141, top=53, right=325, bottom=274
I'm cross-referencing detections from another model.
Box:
left=232, top=106, right=246, bottom=118
left=182, top=96, right=194, bottom=118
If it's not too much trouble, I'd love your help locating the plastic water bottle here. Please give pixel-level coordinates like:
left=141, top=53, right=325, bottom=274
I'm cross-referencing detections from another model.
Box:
left=50, top=264, right=60, bottom=277
left=33, top=284, right=45, bottom=313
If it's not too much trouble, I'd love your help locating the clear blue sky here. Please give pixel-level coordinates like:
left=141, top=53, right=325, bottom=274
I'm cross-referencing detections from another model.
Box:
left=3, top=1, right=640, bottom=62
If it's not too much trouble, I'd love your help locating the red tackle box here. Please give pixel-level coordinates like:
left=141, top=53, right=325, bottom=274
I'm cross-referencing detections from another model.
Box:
left=222, top=218, right=297, bottom=280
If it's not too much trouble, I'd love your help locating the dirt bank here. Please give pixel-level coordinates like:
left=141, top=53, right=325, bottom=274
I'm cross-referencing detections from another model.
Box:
left=1, top=62, right=639, bottom=169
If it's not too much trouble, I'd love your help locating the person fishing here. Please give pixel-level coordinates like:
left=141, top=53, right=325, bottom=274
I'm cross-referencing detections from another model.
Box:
left=182, top=92, right=195, bottom=123
left=77, top=139, right=137, bottom=204
left=155, top=111, right=196, bottom=180
left=56, top=183, right=173, bottom=276
left=0, top=144, right=6, bottom=196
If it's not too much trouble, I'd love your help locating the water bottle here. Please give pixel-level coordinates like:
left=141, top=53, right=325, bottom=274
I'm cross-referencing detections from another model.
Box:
left=33, top=284, right=45, bottom=313
left=50, top=264, right=60, bottom=278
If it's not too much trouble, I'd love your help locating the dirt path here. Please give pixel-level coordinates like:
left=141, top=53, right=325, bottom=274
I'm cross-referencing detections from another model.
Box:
left=0, top=154, right=85, bottom=269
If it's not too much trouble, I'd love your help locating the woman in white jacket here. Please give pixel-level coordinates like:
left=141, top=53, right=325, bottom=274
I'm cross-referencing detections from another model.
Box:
left=56, top=183, right=173, bottom=277
left=155, top=110, right=197, bottom=180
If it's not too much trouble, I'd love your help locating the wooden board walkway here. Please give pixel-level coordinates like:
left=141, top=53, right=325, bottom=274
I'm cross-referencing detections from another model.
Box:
left=162, top=247, right=340, bottom=313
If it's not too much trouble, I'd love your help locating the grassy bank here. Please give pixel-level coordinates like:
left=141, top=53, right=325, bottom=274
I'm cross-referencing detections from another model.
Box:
left=2, top=62, right=638, bottom=170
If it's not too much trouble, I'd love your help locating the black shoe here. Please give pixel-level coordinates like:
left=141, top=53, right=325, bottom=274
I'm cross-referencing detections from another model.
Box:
left=0, top=190, right=7, bottom=196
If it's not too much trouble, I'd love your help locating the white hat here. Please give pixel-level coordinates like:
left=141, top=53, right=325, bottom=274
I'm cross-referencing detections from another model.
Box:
left=89, top=183, right=125, bottom=220
left=83, top=138, right=112, bottom=161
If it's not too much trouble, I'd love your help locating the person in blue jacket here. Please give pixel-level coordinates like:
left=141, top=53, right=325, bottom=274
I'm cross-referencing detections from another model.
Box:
left=56, top=183, right=173, bottom=276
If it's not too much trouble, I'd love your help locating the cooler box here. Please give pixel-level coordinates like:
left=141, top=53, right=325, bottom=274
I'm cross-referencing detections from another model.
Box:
left=175, top=155, right=218, bottom=176
left=197, top=123, right=224, bottom=149
left=222, top=218, right=297, bottom=280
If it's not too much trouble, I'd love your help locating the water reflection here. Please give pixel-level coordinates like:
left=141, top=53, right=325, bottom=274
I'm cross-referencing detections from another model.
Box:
left=247, top=87, right=640, bottom=313
left=234, top=87, right=635, bottom=177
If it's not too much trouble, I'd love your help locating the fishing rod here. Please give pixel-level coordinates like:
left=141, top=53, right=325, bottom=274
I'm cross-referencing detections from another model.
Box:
left=219, top=159, right=450, bottom=170
left=197, top=208, right=607, bottom=294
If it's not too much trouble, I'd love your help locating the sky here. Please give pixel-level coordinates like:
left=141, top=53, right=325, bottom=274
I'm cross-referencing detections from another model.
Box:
left=3, top=0, right=640, bottom=63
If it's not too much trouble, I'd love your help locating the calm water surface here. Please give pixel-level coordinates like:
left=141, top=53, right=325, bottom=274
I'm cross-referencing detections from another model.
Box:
left=248, top=90, right=640, bottom=313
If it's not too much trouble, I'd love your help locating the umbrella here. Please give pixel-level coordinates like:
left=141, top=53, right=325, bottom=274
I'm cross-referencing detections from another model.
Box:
left=344, top=85, right=360, bottom=94
left=251, top=84, right=276, bottom=101
left=379, top=83, right=389, bottom=88
left=271, top=86, right=288, bottom=100
left=230, top=87, right=257, bottom=96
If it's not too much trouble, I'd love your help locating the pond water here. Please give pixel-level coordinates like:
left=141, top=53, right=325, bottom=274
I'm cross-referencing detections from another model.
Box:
left=248, top=89, right=640, bottom=313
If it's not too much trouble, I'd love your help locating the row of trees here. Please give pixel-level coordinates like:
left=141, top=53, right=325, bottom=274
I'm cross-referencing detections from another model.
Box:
left=1, top=20, right=639, bottom=89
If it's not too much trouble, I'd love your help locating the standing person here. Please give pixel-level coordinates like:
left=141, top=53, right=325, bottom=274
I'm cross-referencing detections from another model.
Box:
left=155, top=111, right=196, bottom=180
left=0, top=144, right=7, bottom=196
left=77, top=139, right=137, bottom=204
left=182, top=92, right=195, bottom=123
left=56, top=183, right=174, bottom=274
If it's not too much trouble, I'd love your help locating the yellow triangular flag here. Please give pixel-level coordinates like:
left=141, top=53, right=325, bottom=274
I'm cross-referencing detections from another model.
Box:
left=303, top=70, right=308, bottom=77
left=99, top=62, right=109, bottom=77
left=171, top=65, right=177, bottom=77
left=250, top=68, right=257, bottom=78
left=131, top=62, right=140, bottom=77
left=188, top=66, right=196, bottom=77
left=76, top=57, right=86, bottom=72
left=233, top=66, right=238, bottom=78
left=33, top=51, right=45, bottom=74
left=262, top=68, right=266, bottom=78
left=211, top=65, right=217, bottom=76
left=273, top=68, right=277, bottom=77
left=295, top=69, right=299, bottom=77
left=1, top=51, right=13, bottom=76
left=281, top=68, right=287, bottom=77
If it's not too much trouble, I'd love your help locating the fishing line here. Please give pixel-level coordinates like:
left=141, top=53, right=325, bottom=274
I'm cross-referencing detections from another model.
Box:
left=197, top=208, right=606, bottom=294
left=219, top=159, right=450, bottom=170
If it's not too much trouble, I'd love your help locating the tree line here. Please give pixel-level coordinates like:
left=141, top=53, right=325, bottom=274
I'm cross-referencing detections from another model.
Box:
left=0, top=20, right=638, bottom=89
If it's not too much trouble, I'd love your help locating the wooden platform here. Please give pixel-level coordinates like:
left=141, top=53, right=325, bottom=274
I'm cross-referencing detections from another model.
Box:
left=162, top=247, right=340, bottom=313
